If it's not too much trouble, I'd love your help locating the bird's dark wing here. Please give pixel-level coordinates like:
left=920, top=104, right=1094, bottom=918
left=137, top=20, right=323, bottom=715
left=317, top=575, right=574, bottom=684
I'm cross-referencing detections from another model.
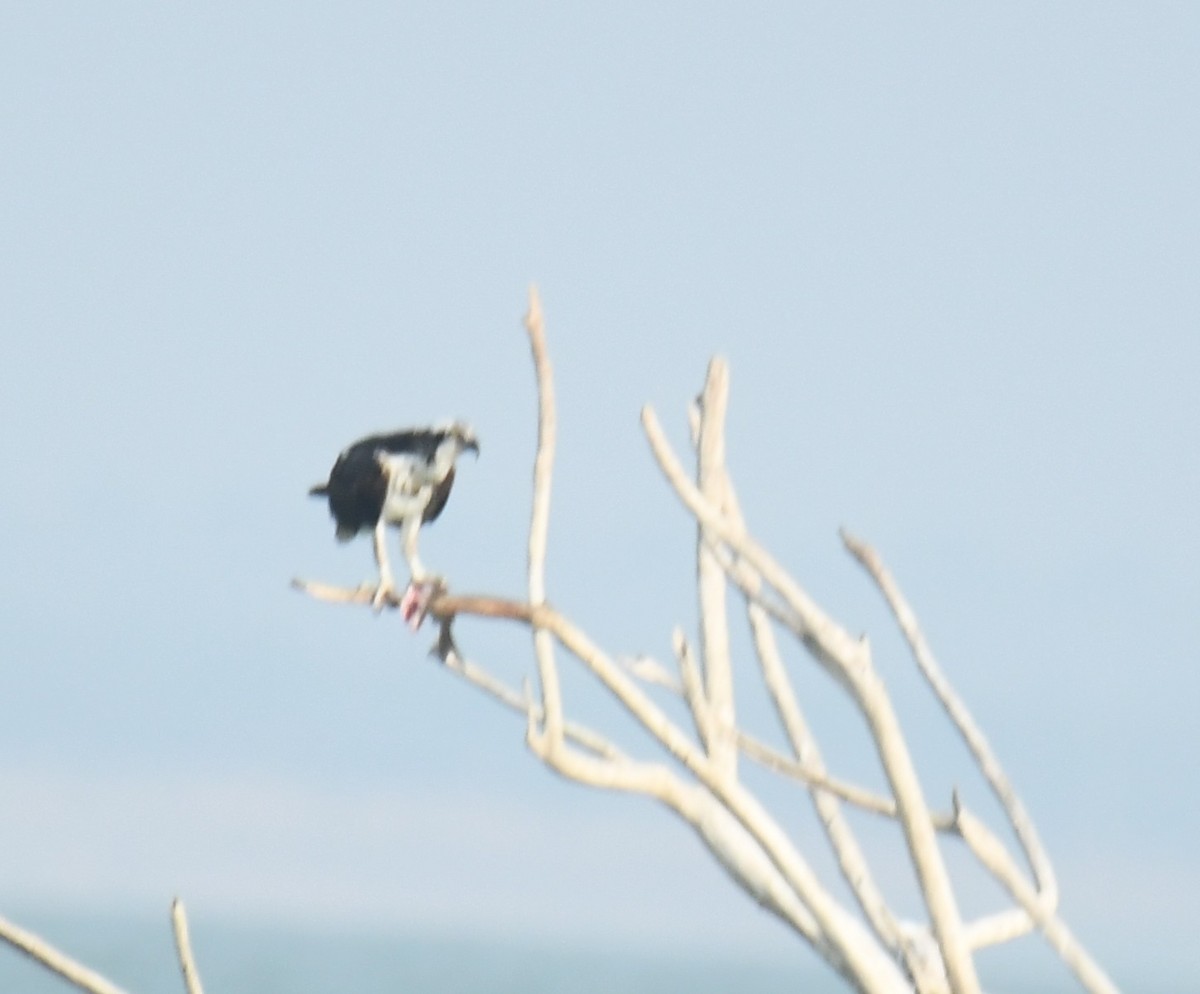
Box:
left=311, top=439, right=388, bottom=539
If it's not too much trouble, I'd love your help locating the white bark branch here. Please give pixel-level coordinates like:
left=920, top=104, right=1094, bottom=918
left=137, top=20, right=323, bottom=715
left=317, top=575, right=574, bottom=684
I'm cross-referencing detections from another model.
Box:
left=513, top=625, right=912, bottom=991
left=520, top=686, right=889, bottom=988
left=742, top=631, right=918, bottom=957
left=695, top=359, right=737, bottom=781
left=526, top=706, right=681, bottom=796
left=642, top=405, right=867, bottom=691
left=619, top=654, right=683, bottom=694
left=524, top=286, right=564, bottom=747
left=434, top=612, right=859, bottom=980
left=511, top=302, right=871, bottom=974
left=856, top=681, right=978, bottom=994
left=737, top=733, right=940, bottom=825
left=426, top=600, right=871, bottom=967
left=528, top=614, right=910, bottom=991
left=739, top=733, right=1047, bottom=953
left=422, top=596, right=1080, bottom=976
left=953, top=799, right=1120, bottom=994
left=434, top=622, right=626, bottom=761
left=642, top=407, right=981, bottom=994
left=709, top=541, right=1038, bottom=954
left=707, top=467, right=921, bottom=981
left=673, top=627, right=714, bottom=751
left=170, top=899, right=205, bottom=994
left=842, top=531, right=1058, bottom=908
left=0, top=914, right=132, bottom=994
left=291, top=577, right=390, bottom=605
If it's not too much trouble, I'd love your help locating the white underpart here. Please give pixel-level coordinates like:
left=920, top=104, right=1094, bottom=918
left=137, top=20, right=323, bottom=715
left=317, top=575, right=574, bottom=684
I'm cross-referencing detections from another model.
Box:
left=375, top=437, right=463, bottom=584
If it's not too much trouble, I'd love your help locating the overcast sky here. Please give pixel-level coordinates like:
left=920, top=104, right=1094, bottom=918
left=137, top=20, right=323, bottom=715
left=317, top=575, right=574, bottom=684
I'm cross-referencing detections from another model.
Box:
left=1, top=4, right=1197, bottom=991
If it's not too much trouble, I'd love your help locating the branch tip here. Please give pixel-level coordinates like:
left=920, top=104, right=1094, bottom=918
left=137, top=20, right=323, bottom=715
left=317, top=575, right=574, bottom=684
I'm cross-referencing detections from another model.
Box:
left=525, top=284, right=543, bottom=330
left=170, top=898, right=206, bottom=994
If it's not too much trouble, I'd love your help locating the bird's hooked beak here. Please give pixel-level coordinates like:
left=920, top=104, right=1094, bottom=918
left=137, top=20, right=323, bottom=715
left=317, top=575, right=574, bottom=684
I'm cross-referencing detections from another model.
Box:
left=445, top=419, right=479, bottom=458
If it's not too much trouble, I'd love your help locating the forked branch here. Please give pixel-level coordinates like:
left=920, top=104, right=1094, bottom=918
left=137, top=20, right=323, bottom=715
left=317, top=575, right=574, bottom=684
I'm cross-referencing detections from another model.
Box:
left=295, top=289, right=1121, bottom=994
left=0, top=900, right=207, bottom=994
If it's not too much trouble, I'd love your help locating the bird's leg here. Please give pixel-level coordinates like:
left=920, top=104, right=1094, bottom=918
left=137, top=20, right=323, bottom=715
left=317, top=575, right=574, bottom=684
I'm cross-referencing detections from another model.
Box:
left=397, top=498, right=446, bottom=628
left=372, top=515, right=399, bottom=610
left=400, top=512, right=426, bottom=583
left=400, top=490, right=445, bottom=587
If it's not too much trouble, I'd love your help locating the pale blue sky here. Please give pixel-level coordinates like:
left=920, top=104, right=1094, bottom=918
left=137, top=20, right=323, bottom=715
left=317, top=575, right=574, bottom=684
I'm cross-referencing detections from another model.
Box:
left=1, top=4, right=1197, bottom=990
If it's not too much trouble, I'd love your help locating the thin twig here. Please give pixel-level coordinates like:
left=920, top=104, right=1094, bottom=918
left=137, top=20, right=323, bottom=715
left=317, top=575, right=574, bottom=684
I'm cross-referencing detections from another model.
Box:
left=842, top=531, right=1058, bottom=908
left=953, top=798, right=1119, bottom=994
left=434, top=622, right=625, bottom=761
left=434, top=599, right=902, bottom=988
left=524, top=286, right=564, bottom=746
left=535, top=614, right=912, bottom=991
left=695, top=358, right=737, bottom=780
left=644, top=406, right=982, bottom=994
left=642, top=405, right=867, bottom=688
left=170, top=899, right=205, bottom=994
left=673, top=627, right=714, bottom=750
left=842, top=532, right=1060, bottom=955
left=517, top=291, right=705, bottom=859
left=0, top=914, right=132, bottom=994
left=738, top=733, right=952, bottom=828
left=708, top=469, right=916, bottom=977
left=619, top=654, right=683, bottom=694
left=291, top=577, right=393, bottom=606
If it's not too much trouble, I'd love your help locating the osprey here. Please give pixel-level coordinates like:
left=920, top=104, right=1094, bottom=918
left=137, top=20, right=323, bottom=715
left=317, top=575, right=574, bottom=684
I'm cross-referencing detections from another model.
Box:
left=309, top=421, right=479, bottom=613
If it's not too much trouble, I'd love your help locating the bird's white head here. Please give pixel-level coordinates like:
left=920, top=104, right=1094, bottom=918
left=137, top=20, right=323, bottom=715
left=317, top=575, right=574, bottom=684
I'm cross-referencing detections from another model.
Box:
left=440, top=419, right=480, bottom=457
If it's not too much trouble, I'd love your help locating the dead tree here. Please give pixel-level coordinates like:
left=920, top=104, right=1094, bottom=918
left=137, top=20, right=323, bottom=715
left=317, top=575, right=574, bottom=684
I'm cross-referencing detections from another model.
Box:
left=1, top=289, right=1120, bottom=994
left=300, top=288, right=1121, bottom=994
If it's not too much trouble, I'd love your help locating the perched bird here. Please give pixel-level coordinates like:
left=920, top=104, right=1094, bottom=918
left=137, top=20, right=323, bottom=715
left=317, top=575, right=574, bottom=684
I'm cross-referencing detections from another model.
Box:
left=309, top=421, right=479, bottom=612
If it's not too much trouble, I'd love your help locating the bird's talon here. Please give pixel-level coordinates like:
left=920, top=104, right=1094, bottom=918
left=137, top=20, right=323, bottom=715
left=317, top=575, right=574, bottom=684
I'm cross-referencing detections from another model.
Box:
left=371, top=583, right=399, bottom=611
left=399, top=583, right=426, bottom=629
left=399, top=578, right=445, bottom=630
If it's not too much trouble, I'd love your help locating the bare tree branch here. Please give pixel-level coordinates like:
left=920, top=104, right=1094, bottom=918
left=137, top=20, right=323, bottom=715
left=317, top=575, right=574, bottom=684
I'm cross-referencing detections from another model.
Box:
left=695, top=359, right=737, bottom=781
left=842, top=531, right=1058, bottom=908
left=618, top=653, right=683, bottom=694
left=0, top=915, right=132, bottom=994
left=523, top=286, right=564, bottom=749
left=170, top=899, right=205, bottom=994
left=698, top=444, right=925, bottom=983
left=434, top=622, right=626, bottom=761
left=641, top=407, right=982, bottom=994
left=642, top=405, right=868, bottom=689
left=673, top=627, right=714, bottom=751
left=737, top=733, right=945, bottom=825
left=953, top=797, right=1119, bottom=994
